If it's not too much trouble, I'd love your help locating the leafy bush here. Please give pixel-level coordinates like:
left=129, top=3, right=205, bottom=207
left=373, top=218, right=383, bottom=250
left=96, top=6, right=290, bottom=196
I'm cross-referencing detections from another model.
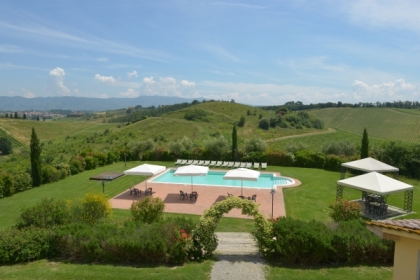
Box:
left=258, top=118, right=269, bottom=130
left=244, top=138, right=267, bottom=154
left=69, top=156, right=86, bottom=175
left=131, top=197, right=165, bottom=224
left=70, top=193, right=112, bottom=226
left=271, top=217, right=333, bottom=264
left=16, top=198, right=70, bottom=229
left=294, top=150, right=324, bottom=168
left=331, top=220, right=394, bottom=264
left=269, top=218, right=393, bottom=265
left=0, top=227, right=56, bottom=264
left=0, top=174, right=15, bottom=197
left=238, top=115, right=245, bottom=127
left=184, top=109, right=209, bottom=121
left=329, top=199, right=361, bottom=222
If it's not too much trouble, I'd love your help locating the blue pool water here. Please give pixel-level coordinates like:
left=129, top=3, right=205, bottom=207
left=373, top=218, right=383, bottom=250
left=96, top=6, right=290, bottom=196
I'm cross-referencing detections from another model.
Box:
left=150, top=169, right=294, bottom=189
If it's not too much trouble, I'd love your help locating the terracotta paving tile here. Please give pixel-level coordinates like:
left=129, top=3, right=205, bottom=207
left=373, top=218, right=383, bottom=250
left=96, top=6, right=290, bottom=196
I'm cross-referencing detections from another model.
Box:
left=110, top=170, right=301, bottom=219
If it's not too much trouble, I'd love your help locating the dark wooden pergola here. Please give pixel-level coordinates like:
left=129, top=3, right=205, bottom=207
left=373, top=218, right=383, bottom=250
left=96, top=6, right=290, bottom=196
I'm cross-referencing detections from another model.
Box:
left=89, top=172, right=125, bottom=194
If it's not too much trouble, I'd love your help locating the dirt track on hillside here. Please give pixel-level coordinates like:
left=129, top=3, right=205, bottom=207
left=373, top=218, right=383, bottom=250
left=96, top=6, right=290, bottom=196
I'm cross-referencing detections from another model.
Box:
left=265, top=127, right=336, bottom=143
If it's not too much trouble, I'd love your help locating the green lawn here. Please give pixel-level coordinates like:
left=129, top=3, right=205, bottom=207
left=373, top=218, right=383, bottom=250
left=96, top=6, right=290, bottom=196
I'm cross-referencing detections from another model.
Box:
left=0, top=259, right=213, bottom=280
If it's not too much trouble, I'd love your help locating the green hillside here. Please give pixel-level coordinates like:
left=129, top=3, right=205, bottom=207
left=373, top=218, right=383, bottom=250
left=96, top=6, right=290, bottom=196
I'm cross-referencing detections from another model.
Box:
left=310, top=107, right=420, bottom=144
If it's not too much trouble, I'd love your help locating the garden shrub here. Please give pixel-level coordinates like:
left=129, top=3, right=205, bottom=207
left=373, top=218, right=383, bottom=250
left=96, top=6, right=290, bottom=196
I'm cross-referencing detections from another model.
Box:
left=84, top=155, right=97, bottom=170
left=131, top=196, right=165, bottom=224
left=271, top=217, right=333, bottom=264
left=15, top=198, right=70, bottom=229
left=0, top=227, right=56, bottom=264
left=269, top=218, right=393, bottom=265
left=294, top=150, right=324, bottom=168
left=13, top=172, right=32, bottom=192
left=55, top=218, right=195, bottom=264
left=331, top=220, right=394, bottom=264
left=329, top=199, right=361, bottom=222
left=324, top=154, right=345, bottom=171
left=70, top=193, right=112, bottom=226
left=69, top=156, right=86, bottom=175
left=0, top=174, right=15, bottom=197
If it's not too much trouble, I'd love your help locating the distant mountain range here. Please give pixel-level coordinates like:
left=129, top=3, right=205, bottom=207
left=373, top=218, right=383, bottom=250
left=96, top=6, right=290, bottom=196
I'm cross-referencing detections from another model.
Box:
left=0, top=96, right=205, bottom=111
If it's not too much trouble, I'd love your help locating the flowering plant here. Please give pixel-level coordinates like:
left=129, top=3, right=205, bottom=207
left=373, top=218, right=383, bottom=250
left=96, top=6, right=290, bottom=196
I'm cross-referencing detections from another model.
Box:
left=171, top=229, right=194, bottom=264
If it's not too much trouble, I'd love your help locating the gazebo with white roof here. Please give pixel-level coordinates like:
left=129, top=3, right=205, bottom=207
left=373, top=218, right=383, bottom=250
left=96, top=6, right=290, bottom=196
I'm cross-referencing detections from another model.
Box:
left=336, top=172, right=414, bottom=213
left=340, top=157, right=399, bottom=179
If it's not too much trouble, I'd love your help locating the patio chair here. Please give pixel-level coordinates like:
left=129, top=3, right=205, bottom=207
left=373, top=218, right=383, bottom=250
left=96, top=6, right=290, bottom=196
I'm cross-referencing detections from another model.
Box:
left=248, top=194, right=257, bottom=202
left=185, top=159, right=193, bottom=164
left=261, top=162, right=267, bottom=169
left=175, top=159, right=182, bottom=165
left=254, top=162, right=260, bottom=170
left=238, top=195, right=245, bottom=199
left=178, top=159, right=186, bottom=165
left=239, top=162, right=246, bottom=168
left=227, top=193, right=233, bottom=197
left=145, top=188, right=153, bottom=196
left=228, top=162, right=235, bottom=168
left=203, top=160, right=210, bottom=166
left=180, top=190, right=188, bottom=200
left=209, top=161, right=217, bottom=166
left=190, top=191, right=198, bottom=200
left=129, top=187, right=141, bottom=196
left=197, top=160, right=205, bottom=165
left=245, top=162, right=252, bottom=168
left=192, top=160, right=199, bottom=165
left=222, top=161, right=229, bottom=167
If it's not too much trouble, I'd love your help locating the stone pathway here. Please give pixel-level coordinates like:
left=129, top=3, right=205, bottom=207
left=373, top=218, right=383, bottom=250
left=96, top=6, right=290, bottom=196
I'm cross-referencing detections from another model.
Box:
left=210, top=232, right=266, bottom=280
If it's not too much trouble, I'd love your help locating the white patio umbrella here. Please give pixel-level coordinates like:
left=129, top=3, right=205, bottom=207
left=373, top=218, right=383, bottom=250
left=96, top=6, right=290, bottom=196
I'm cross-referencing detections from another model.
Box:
left=174, top=164, right=209, bottom=192
left=223, top=168, right=260, bottom=196
left=124, top=164, right=166, bottom=190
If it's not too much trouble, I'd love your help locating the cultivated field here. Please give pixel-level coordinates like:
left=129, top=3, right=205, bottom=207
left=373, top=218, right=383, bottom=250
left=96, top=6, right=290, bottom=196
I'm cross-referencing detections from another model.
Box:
left=311, top=108, right=420, bottom=144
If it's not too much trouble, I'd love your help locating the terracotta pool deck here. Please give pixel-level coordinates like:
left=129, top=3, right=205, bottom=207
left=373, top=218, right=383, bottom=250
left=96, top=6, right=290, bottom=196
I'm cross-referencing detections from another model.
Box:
left=110, top=170, right=301, bottom=219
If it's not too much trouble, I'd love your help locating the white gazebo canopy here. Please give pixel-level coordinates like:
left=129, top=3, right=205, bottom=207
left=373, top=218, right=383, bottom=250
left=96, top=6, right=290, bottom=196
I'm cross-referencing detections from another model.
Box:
left=337, top=172, right=413, bottom=196
left=124, top=164, right=166, bottom=176
left=341, top=157, right=399, bottom=173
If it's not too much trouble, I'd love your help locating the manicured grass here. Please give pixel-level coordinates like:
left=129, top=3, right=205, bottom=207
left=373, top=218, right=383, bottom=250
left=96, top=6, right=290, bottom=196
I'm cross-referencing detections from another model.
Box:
left=311, top=107, right=420, bottom=144
left=0, top=259, right=213, bottom=280
left=267, top=265, right=392, bottom=280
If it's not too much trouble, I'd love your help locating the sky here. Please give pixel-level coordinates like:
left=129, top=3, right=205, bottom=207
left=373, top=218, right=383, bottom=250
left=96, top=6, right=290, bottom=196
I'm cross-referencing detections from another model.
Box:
left=1, top=0, right=420, bottom=106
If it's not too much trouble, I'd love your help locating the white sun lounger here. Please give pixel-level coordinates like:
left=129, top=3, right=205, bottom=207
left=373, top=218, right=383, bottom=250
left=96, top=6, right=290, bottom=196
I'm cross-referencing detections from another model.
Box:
left=175, top=159, right=183, bottom=165
left=192, top=160, right=199, bottom=165
left=197, top=160, right=205, bottom=165
left=261, top=162, right=267, bottom=169
left=228, top=162, right=235, bottom=168
left=222, top=161, right=229, bottom=167
left=239, top=162, right=246, bottom=168
left=245, top=162, right=252, bottom=168
left=215, top=161, right=223, bottom=167
left=209, top=161, right=217, bottom=166
left=254, top=162, right=260, bottom=170
left=186, top=159, right=193, bottom=165
left=203, top=160, right=210, bottom=166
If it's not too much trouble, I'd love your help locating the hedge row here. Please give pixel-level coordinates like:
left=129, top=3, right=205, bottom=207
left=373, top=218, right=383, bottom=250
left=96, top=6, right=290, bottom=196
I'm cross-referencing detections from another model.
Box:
left=268, top=218, right=394, bottom=265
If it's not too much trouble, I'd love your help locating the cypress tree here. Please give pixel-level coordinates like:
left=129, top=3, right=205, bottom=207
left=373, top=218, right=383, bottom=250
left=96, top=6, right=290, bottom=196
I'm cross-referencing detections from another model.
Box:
left=30, top=127, right=42, bottom=187
left=361, top=128, right=369, bottom=159
left=232, top=125, right=237, bottom=160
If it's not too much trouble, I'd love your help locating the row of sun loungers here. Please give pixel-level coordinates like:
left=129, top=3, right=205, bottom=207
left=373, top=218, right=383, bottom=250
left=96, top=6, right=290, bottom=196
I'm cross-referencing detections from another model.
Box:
left=174, top=159, right=267, bottom=169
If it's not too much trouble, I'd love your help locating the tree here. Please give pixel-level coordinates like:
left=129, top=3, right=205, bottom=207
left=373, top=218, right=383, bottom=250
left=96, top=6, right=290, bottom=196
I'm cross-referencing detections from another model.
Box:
left=361, top=128, right=369, bottom=159
left=232, top=125, right=237, bottom=160
left=0, top=137, right=13, bottom=155
left=14, top=112, right=18, bottom=119
left=30, top=127, right=42, bottom=187
left=238, top=115, right=245, bottom=127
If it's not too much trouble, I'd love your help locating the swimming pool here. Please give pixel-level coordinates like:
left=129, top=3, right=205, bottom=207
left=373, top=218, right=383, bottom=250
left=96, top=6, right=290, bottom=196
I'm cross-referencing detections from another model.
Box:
left=150, top=169, right=294, bottom=189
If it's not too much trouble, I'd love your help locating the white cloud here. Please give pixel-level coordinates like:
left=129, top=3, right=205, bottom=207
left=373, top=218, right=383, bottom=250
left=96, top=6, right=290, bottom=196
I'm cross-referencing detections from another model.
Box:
left=21, top=88, right=35, bottom=98
left=352, top=79, right=418, bottom=101
left=48, top=67, right=70, bottom=94
left=94, top=74, right=116, bottom=84
left=127, top=70, right=138, bottom=78
left=340, top=0, right=420, bottom=32
left=160, top=77, right=176, bottom=84
left=96, top=57, right=109, bottom=62
left=119, top=88, right=139, bottom=98
left=197, top=43, right=241, bottom=62
left=0, top=44, right=22, bottom=53
left=181, top=80, right=196, bottom=87
left=143, top=77, right=155, bottom=84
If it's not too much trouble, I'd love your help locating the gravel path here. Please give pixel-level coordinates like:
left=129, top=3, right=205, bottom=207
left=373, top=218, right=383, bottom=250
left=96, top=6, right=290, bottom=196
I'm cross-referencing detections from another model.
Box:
left=211, top=232, right=266, bottom=280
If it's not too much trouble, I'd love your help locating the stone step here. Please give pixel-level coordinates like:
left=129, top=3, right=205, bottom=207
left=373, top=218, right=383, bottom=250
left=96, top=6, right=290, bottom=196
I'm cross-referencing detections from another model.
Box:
left=215, top=232, right=260, bottom=256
